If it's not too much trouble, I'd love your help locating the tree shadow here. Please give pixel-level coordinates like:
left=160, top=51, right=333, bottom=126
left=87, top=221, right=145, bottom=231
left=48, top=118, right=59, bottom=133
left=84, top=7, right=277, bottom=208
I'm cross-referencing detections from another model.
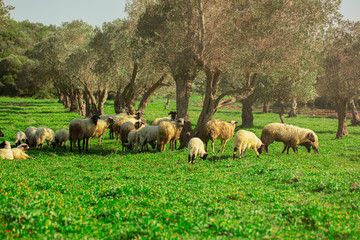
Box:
left=207, top=155, right=232, bottom=162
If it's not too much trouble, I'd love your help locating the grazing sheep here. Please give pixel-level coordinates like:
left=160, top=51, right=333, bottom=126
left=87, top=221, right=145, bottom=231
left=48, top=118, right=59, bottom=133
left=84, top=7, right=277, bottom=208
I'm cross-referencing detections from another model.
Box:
left=0, top=130, right=4, bottom=137
left=260, top=123, right=315, bottom=154
left=233, top=130, right=265, bottom=159
left=157, top=118, right=185, bottom=152
left=89, top=117, right=114, bottom=148
left=0, top=141, right=13, bottom=160
left=187, top=137, right=208, bottom=164
left=35, top=127, right=55, bottom=148
left=25, top=126, right=37, bottom=147
left=136, top=126, right=159, bottom=152
left=120, top=121, right=143, bottom=151
left=14, top=131, right=27, bottom=147
left=124, top=124, right=145, bottom=150
left=204, top=119, right=238, bottom=154
left=152, top=111, right=177, bottom=125
left=69, top=115, right=101, bottom=152
left=12, top=143, right=30, bottom=159
left=284, top=129, right=319, bottom=154
left=100, top=113, right=132, bottom=139
left=113, top=117, right=141, bottom=143
left=52, top=129, right=69, bottom=149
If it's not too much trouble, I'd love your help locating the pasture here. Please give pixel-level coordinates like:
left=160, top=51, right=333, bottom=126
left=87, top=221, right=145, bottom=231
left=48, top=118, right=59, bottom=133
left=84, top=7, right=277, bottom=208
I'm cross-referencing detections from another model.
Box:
left=0, top=97, right=359, bottom=239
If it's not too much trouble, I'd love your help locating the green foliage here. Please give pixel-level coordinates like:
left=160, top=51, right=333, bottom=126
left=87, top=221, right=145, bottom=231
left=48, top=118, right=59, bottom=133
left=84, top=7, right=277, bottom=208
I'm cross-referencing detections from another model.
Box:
left=0, top=97, right=359, bottom=239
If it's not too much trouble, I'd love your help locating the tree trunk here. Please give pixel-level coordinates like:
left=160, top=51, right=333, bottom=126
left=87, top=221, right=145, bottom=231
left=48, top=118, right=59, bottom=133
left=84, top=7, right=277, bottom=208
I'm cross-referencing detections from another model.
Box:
left=57, top=88, right=64, bottom=104
left=288, top=99, right=297, bottom=117
left=114, top=62, right=142, bottom=114
left=175, top=73, right=194, bottom=149
left=164, top=94, right=171, bottom=110
left=263, top=102, right=271, bottom=113
left=95, top=88, right=108, bottom=116
left=78, top=90, right=85, bottom=116
left=137, top=74, right=168, bottom=115
left=279, top=102, right=285, bottom=123
left=350, top=99, right=360, bottom=125
left=241, top=97, right=254, bottom=128
left=84, top=92, right=93, bottom=118
left=335, top=99, right=349, bottom=138
left=64, top=90, right=71, bottom=109
left=69, top=89, right=79, bottom=113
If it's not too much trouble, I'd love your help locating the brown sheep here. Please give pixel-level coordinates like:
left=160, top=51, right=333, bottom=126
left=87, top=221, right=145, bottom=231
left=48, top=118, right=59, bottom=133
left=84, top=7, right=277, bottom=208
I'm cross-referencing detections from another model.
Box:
left=203, top=119, right=238, bottom=154
left=120, top=121, right=143, bottom=151
left=157, top=118, right=184, bottom=152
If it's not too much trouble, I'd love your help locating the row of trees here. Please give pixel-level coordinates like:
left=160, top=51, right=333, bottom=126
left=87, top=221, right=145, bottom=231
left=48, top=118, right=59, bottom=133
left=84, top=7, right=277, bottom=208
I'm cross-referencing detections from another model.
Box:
left=2, top=0, right=360, bottom=143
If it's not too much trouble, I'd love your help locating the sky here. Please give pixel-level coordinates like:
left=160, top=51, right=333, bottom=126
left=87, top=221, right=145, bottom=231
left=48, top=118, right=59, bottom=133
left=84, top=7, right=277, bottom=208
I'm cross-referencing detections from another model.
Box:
left=4, top=0, right=360, bottom=27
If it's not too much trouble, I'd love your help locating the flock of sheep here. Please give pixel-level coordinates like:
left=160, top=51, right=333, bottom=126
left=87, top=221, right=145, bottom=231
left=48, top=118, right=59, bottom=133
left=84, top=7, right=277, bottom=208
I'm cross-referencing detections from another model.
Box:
left=0, top=111, right=319, bottom=163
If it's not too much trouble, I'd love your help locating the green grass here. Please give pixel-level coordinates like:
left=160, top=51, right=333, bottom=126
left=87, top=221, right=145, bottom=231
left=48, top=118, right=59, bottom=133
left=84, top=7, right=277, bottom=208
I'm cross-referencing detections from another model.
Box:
left=0, top=97, right=359, bottom=239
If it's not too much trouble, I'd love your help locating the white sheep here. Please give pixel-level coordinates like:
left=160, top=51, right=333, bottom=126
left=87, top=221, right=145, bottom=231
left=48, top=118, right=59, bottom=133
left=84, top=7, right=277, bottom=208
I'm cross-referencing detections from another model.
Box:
left=136, top=126, right=159, bottom=152
left=260, top=123, right=316, bottom=154
left=152, top=111, right=178, bottom=125
left=69, top=115, right=101, bottom=152
left=157, top=118, right=185, bottom=152
left=204, top=119, right=238, bottom=154
left=14, top=131, right=27, bottom=147
left=187, top=137, right=208, bottom=164
left=0, top=141, right=14, bottom=160
left=35, top=127, right=55, bottom=148
left=233, top=130, right=265, bottom=159
left=25, top=126, right=37, bottom=147
left=52, top=129, right=69, bottom=148
left=12, top=143, right=30, bottom=159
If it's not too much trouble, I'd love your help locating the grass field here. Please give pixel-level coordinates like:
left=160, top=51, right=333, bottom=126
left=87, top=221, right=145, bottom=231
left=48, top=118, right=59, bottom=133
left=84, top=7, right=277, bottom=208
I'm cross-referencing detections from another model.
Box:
left=0, top=97, right=359, bottom=239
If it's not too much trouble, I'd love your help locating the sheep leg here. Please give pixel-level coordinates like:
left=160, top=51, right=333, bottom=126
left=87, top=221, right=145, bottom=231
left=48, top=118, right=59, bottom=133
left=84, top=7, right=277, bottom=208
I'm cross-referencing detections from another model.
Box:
left=281, top=145, right=286, bottom=154
left=233, top=147, right=238, bottom=160
left=116, top=132, right=119, bottom=144
left=70, top=140, right=73, bottom=152
left=191, top=154, right=195, bottom=165
left=78, top=139, right=81, bottom=152
left=188, top=155, right=191, bottom=163
left=98, top=137, right=101, bottom=147
left=220, top=140, right=229, bottom=154
left=211, top=140, right=215, bottom=154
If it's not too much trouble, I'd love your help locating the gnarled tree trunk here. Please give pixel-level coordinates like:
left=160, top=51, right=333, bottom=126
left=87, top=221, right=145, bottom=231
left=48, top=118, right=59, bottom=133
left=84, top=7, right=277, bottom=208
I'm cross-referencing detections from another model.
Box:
left=137, top=73, right=169, bottom=115
left=69, top=89, right=79, bottom=113
left=335, top=98, right=349, bottom=138
left=350, top=99, right=360, bottom=125
left=241, top=96, right=254, bottom=128
left=78, top=90, right=85, bottom=116
left=288, top=99, right=297, bottom=117
left=164, top=94, right=171, bottom=110
left=279, top=102, right=285, bottom=124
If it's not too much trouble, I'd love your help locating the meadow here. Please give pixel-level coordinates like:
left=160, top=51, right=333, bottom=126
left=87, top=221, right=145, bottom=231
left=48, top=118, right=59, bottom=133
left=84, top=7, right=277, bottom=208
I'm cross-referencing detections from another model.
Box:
left=0, top=97, right=359, bottom=239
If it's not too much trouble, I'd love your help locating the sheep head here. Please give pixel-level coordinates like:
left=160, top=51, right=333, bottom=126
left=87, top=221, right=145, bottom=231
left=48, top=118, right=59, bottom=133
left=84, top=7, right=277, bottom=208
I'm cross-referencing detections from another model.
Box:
left=91, top=115, right=101, bottom=125
left=306, top=132, right=315, bottom=142
left=257, top=144, right=266, bottom=156
left=168, top=111, right=177, bottom=121
left=200, top=153, right=208, bottom=160
left=176, top=118, right=185, bottom=127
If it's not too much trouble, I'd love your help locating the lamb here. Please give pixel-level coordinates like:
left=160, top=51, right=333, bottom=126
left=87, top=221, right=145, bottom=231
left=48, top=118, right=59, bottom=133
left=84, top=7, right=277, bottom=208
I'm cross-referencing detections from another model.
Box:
left=0, top=141, right=13, bottom=160
left=88, top=117, right=114, bottom=148
left=69, top=115, right=101, bottom=152
left=120, top=121, right=143, bottom=151
left=260, top=123, right=315, bottom=154
left=152, top=111, right=177, bottom=125
left=51, top=129, right=69, bottom=148
left=233, top=130, right=265, bottom=159
left=157, top=118, right=185, bottom=152
left=203, top=119, right=238, bottom=154
left=14, top=131, right=27, bottom=146
left=187, top=137, right=208, bottom=164
left=12, top=143, right=30, bottom=159
left=283, top=129, right=319, bottom=154
left=136, top=126, right=159, bottom=152
left=35, top=127, right=55, bottom=148
left=25, top=126, right=37, bottom=147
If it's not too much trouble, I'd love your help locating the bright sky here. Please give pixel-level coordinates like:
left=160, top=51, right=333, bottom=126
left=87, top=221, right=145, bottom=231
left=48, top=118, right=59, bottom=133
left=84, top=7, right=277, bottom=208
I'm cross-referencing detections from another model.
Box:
left=4, top=0, right=360, bottom=27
